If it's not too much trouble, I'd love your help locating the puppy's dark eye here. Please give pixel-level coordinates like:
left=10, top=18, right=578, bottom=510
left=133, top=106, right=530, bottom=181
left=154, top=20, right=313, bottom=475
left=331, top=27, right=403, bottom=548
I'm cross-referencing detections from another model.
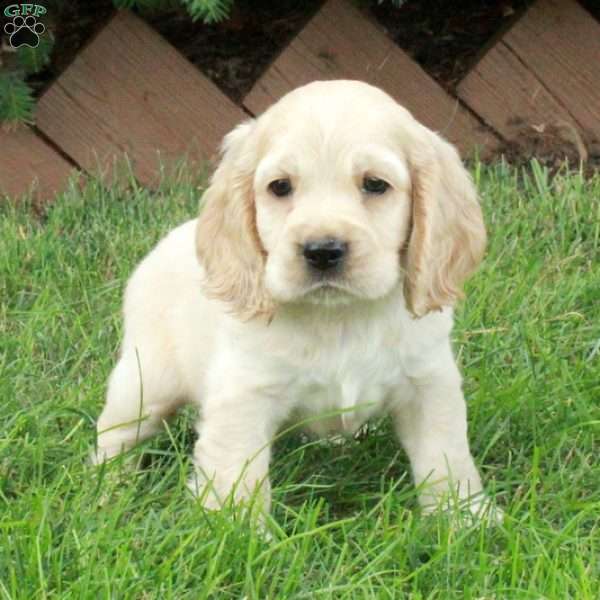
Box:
left=362, top=177, right=390, bottom=195
left=268, top=178, right=293, bottom=197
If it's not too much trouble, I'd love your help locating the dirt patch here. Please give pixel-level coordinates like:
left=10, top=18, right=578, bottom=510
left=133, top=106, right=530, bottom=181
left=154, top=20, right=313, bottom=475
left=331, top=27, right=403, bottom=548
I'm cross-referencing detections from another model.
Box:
left=147, top=0, right=323, bottom=103
left=369, top=0, right=532, bottom=92
left=369, top=1, right=600, bottom=92
left=498, top=124, right=600, bottom=175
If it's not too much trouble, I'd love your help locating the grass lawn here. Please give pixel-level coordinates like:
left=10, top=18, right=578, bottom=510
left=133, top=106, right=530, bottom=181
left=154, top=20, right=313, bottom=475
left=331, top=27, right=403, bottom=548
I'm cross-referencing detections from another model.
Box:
left=1, top=162, right=599, bottom=599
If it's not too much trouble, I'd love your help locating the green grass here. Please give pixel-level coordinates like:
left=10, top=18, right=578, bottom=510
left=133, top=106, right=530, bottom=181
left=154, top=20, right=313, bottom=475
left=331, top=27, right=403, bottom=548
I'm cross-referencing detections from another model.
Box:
left=1, top=162, right=599, bottom=599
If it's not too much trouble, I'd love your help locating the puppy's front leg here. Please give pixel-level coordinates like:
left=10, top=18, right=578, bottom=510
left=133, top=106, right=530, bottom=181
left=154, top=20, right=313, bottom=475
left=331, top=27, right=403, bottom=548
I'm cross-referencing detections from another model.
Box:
left=392, top=360, right=485, bottom=515
left=189, top=384, right=286, bottom=515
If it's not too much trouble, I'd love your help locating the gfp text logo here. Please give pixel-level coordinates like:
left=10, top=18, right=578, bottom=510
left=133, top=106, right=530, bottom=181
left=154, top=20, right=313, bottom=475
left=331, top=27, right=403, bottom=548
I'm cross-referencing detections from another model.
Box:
left=3, top=4, right=47, bottom=48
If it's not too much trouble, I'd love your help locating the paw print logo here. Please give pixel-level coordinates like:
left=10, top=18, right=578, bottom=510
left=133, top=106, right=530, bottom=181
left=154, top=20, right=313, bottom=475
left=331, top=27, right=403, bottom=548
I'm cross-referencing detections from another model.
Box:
left=4, top=15, right=45, bottom=49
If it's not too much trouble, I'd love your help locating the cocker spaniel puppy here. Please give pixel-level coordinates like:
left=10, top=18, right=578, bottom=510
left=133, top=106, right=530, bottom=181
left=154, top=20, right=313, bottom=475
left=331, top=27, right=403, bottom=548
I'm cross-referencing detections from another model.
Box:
left=93, top=80, right=494, bottom=518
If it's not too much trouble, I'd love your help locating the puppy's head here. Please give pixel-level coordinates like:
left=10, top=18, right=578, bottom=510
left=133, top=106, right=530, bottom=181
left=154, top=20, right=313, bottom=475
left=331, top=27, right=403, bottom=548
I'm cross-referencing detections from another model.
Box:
left=196, top=80, right=486, bottom=320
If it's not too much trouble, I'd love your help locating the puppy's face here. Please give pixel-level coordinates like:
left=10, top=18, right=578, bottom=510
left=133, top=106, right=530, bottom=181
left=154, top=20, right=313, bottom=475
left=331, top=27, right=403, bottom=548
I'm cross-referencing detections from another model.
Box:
left=197, top=81, right=486, bottom=320
left=254, top=103, right=412, bottom=307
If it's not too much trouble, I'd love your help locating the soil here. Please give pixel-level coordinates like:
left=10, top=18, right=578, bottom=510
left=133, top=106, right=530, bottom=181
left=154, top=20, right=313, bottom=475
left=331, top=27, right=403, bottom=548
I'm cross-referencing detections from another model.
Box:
left=2, top=0, right=600, bottom=170
left=500, top=125, right=600, bottom=175
left=372, top=0, right=600, bottom=91
left=147, top=0, right=323, bottom=103
left=370, top=0, right=532, bottom=92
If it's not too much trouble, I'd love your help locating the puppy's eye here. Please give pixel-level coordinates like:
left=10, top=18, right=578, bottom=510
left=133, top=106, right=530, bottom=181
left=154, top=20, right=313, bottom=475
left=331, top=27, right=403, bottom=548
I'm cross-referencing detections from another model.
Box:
left=268, top=178, right=293, bottom=197
left=362, top=176, right=390, bottom=195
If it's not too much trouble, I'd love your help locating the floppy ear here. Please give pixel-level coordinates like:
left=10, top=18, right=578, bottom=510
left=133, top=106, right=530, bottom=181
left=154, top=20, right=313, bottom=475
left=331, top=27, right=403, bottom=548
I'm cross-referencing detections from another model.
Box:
left=196, top=121, right=275, bottom=321
left=403, top=130, right=487, bottom=317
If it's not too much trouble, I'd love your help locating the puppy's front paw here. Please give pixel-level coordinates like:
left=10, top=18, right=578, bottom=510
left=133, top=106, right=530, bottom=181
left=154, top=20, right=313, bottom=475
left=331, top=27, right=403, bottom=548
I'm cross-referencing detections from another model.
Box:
left=187, top=468, right=271, bottom=511
left=422, top=493, right=504, bottom=525
left=187, top=469, right=223, bottom=510
left=187, top=469, right=273, bottom=538
left=463, top=495, right=504, bottom=524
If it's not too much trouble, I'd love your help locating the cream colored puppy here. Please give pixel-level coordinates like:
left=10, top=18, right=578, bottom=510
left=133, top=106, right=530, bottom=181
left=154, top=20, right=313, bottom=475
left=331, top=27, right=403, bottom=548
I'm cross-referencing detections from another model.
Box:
left=93, top=80, right=493, bottom=517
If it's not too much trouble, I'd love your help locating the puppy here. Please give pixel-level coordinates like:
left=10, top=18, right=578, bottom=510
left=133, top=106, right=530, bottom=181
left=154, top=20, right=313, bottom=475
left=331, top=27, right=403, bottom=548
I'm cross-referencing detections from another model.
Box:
left=93, top=80, right=493, bottom=518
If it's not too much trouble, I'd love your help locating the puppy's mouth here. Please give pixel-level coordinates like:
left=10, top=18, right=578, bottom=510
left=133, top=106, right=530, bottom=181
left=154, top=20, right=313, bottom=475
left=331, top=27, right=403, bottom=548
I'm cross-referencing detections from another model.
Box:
left=299, top=278, right=359, bottom=306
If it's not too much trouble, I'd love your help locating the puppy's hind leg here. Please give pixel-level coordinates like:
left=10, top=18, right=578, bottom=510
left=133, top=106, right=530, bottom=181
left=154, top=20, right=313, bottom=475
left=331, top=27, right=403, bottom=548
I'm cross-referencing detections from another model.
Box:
left=92, top=347, right=185, bottom=464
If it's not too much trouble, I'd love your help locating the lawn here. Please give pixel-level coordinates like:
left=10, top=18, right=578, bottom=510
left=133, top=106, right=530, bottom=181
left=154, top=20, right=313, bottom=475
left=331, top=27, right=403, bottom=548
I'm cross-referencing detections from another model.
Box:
left=1, top=162, right=599, bottom=599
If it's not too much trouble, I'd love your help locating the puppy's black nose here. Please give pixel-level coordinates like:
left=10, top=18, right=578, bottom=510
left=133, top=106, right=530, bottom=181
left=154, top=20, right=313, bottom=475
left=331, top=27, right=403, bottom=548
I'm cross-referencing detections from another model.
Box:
left=303, top=238, right=348, bottom=271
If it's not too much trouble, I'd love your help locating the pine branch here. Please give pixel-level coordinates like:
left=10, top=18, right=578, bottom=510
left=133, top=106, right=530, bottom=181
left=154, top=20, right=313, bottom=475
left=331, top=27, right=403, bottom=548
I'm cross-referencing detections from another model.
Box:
left=181, top=0, right=234, bottom=23
left=0, top=73, right=36, bottom=128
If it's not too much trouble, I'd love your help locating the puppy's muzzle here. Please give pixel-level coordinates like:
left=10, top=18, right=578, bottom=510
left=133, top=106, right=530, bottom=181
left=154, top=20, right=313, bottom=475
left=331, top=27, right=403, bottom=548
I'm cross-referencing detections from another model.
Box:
left=302, top=238, right=348, bottom=272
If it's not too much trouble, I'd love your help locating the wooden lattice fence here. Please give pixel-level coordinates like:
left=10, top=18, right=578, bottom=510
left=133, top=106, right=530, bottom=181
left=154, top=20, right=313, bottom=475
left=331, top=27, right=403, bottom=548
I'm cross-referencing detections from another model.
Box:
left=1, top=0, right=599, bottom=201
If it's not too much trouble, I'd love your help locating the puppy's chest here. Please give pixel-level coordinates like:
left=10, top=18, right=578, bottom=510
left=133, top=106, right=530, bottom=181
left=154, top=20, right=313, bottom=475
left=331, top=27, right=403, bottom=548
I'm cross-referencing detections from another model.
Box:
left=283, top=327, right=407, bottom=435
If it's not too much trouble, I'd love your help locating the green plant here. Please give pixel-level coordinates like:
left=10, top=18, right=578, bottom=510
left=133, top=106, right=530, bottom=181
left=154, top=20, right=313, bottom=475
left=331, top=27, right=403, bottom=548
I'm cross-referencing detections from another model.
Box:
left=0, top=71, right=38, bottom=126
left=0, top=39, right=52, bottom=127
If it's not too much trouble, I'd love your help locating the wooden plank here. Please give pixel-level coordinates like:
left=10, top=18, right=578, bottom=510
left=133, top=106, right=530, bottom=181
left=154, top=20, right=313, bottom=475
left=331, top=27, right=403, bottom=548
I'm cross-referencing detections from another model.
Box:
left=458, top=0, right=600, bottom=146
left=0, top=127, right=76, bottom=201
left=36, top=11, right=247, bottom=187
left=505, top=0, right=600, bottom=141
left=243, top=0, right=498, bottom=157
left=457, top=41, right=579, bottom=143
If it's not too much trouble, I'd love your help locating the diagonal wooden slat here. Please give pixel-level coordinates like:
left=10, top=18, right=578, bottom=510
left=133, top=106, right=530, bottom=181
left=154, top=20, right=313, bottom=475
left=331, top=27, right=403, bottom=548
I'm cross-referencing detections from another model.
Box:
left=457, top=0, right=600, bottom=149
left=35, top=10, right=247, bottom=186
left=243, top=0, right=498, bottom=157
left=0, top=127, right=77, bottom=201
